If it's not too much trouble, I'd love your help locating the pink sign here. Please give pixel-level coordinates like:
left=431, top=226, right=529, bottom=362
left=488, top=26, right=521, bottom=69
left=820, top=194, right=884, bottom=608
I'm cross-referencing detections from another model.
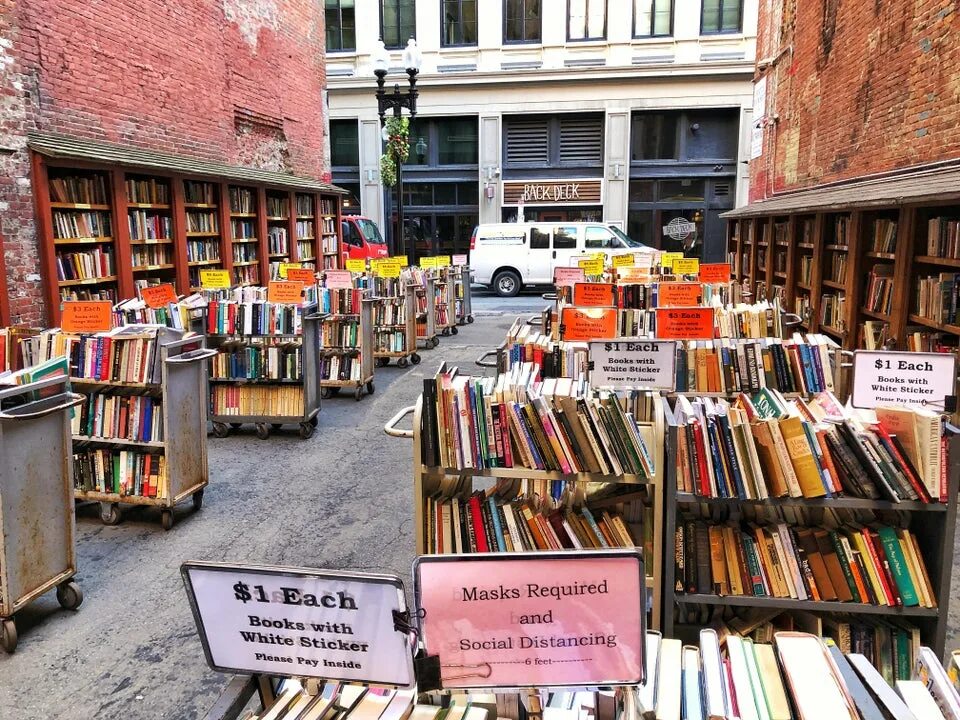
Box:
left=414, top=551, right=645, bottom=689
left=554, top=267, right=586, bottom=288
left=452, top=254, right=468, bottom=267
left=324, top=270, right=353, bottom=289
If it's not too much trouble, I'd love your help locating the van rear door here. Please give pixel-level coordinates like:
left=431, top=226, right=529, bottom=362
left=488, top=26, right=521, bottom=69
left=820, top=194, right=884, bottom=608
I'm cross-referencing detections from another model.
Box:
left=527, top=225, right=553, bottom=284
left=551, top=225, right=581, bottom=276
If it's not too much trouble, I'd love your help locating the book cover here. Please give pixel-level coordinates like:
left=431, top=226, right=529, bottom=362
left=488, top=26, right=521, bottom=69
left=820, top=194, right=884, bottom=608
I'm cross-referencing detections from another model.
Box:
left=877, top=527, right=919, bottom=607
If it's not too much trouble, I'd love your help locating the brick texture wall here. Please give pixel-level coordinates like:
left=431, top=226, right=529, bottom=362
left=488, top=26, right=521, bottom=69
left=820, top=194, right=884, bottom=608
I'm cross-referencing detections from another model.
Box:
left=0, top=0, right=328, bottom=324
left=750, top=0, right=960, bottom=202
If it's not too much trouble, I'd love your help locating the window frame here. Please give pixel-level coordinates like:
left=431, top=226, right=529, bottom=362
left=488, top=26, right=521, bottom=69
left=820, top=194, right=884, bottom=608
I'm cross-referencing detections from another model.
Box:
left=700, top=0, right=743, bottom=35
left=380, top=0, right=417, bottom=50
left=566, top=0, right=607, bottom=42
left=633, top=0, right=673, bottom=39
left=440, top=0, right=478, bottom=48
left=503, top=0, right=542, bottom=45
left=325, top=0, right=357, bottom=52
left=329, top=119, right=361, bottom=169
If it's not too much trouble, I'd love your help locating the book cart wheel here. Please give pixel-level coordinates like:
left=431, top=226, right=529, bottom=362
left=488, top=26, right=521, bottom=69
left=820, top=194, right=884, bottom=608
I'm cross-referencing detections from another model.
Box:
left=467, top=315, right=474, bottom=323
left=354, top=387, right=363, bottom=402
left=299, top=422, right=316, bottom=440
left=441, top=328, right=450, bottom=337
left=161, top=510, right=174, bottom=531
left=192, top=489, right=204, bottom=511
left=56, top=581, right=83, bottom=610
left=431, top=337, right=440, bottom=348
left=212, top=422, right=230, bottom=438
left=366, top=381, right=375, bottom=395
left=320, top=388, right=334, bottom=399
left=1, top=619, right=17, bottom=653
left=375, top=357, right=388, bottom=368
left=255, top=423, right=271, bottom=440
left=411, top=353, right=421, bottom=365
left=451, top=326, right=459, bottom=335
left=397, top=357, right=409, bottom=368
left=100, top=502, right=121, bottom=526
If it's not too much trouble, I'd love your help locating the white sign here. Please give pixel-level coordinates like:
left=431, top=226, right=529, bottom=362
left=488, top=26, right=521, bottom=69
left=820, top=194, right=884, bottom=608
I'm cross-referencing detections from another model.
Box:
left=750, top=122, right=764, bottom=160
left=851, top=350, right=957, bottom=410
left=181, top=563, right=415, bottom=687
left=662, top=218, right=697, bottom=241
left=588, top=339, right=677, bottom=391
left=753, top=76, right=767, bottom=120
left=452, top=254, right=468, bottom=267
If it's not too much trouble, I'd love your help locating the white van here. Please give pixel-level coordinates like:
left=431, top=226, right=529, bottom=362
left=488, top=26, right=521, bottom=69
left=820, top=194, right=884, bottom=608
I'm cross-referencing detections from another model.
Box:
left=469, top=222, right=655, bottom=296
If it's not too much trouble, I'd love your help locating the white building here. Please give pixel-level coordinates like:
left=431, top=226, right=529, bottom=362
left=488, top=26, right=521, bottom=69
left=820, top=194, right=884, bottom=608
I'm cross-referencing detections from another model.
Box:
left=325, top=0, right=758, bottom=261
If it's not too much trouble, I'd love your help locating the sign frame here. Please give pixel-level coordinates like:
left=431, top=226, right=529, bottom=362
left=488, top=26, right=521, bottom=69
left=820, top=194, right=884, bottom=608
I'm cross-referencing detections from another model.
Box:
left=588, top=339, right=677, bottom=391
left=850, top=350, right=957, bottom=411
left=181, top=562, right=416, bottom=688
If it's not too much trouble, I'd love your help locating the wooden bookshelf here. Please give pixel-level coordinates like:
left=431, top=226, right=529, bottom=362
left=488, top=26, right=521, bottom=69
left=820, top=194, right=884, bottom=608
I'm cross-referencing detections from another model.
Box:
left=294, top=192, right=318, bottom=266
left=125, top=174, right=178, bottom=294
left=265, top=189, right=292, bottom=280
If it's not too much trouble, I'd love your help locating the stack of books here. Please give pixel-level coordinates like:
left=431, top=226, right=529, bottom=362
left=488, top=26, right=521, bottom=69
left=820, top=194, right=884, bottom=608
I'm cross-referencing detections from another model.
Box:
left=52, top=211, right=111, bottom=240
left=206, top=300, right=304, bottom=336
left=24, top=328, right=163, bottom=385
left=915, top=272, right=960, bottom=326
left=210, top=341, right=302, bottom=382
left=319, top=287, right=362, bottom=315
left=50, top=174, right=108, bottom=204
left=113, top=293, right=205, bottom=329
left=209, top=385, right=304, bottom=417
left=56, top=247, right=115, bottom=282
left=320, top=319, right=360, bottom=348
left=714, top=300, right=783, bottom=339
left=71, top=393, right=163, bottom=443
left=73, top=448, right=166, bottom=498
left=864, top=264, right=895, bottom=315
left=504, top=318, right=588, bottom=381
left=320, top=353, right=363, bottom=382
left=928, top=216, right=960, bottom=259
left=871, top=218, right=898, bottom=252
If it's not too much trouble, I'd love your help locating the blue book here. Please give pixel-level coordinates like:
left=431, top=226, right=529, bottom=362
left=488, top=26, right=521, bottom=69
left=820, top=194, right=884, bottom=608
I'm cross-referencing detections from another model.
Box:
left=705, top=417, right=731, bottom=497
left=487, top=496, right=507, bottom=552
left=512, top=403, right=544, bottom=470
left=797, top=343, right=816, bottom=393
left=142, top=399, right=153, bottom=442
left=717, top=413, right=747, bottom=499
left=675, top=346, right=687, bottom=391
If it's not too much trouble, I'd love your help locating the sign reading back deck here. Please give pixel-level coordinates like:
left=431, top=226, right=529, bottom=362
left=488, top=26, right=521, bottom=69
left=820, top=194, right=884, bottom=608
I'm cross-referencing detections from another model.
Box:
left=851, top=350, right=957, bottom=410
left=181, top=563, right=415, bottom=687
left=414, top=551, right=645, bottom=689
left=588, top=340, right=677, bottom=391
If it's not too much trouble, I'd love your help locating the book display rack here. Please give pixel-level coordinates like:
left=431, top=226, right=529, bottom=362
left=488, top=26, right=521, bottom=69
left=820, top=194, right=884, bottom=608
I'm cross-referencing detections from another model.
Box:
left=265, top=190, right=292, bottom=280
left=452, top=263, right=474, bottom=326
left=184, top=180, right=228, bottom=292
left=0, top=375, right=84, bottom=652
left=318, top=283, right=375, bottom=401
left=414, top=274, right=439, bottom=350
left=433, top=267, right=458, bottom=337
left=319, top=196, right=341, bottom=271
left=370, top=277, right=421, bottom=368
left=229, top=185, right=262, bottom=287
left=206, top=299, right=323, bottom=440
left=295, top=193, right=318, bottom=268
left=126, top=174, right=176, bottom=294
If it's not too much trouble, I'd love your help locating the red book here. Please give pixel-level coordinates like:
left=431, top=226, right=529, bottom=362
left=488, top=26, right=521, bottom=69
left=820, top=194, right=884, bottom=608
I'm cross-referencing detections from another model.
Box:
left=872, top=424, right=931, bottom=502
left=469, top=495, right=489, bottom=552
left=499, top=403, right=514, bottom=467
left=865, top=529, right=901, bottom=607
left=940, top=436, right=948, bottom=502
left=99, top=337, right=111, bottom=381
left=692, top=421, right=711, bottom=496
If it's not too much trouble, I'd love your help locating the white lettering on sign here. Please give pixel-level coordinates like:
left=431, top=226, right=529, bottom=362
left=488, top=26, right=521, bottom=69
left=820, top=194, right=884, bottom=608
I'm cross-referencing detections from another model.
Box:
left=851, top=350, right=957, bottom=410
left=588, top=340, right=677, bottom=391
left=523, top=183, right=581, bottom=203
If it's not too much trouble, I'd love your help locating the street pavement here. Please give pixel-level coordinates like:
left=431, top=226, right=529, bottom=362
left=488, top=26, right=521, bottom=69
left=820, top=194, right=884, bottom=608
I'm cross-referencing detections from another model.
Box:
left=1, top=288, right=959, bottom=719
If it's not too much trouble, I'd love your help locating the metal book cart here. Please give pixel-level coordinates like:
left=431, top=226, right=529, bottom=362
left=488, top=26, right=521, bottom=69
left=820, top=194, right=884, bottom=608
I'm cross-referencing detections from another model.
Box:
left=320, top=296, right=376, bottom=401
left=208, top=304, right=324, bottom=441
left=452, top=264, right=474, bottom=326
left=414, top=276, right=439, bottom=350
left=432, top=268, right=458, bottom=337
left=0, top=376, right=85, bottom=651
left=372, top=282, right=421, bottom=368
left=73, top=332, right=216, bottom=530
left=384, top=393, right=666, bottom=631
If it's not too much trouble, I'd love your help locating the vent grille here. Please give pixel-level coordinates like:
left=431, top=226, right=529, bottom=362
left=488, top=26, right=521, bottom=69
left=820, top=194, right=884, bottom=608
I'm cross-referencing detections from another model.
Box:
left=505, top=120, right=549, bottom=164
left=714, top=182, right=731, bottom=197
left=558, top=118, right=603, bottom=163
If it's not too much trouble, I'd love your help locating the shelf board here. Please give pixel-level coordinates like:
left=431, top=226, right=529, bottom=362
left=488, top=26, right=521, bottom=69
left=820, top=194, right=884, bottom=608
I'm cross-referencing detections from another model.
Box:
left=773, top=271, right=787, bottom=279
left=74, top=435, right=165, bottom=449
left=297, top=236, right=316, bottom=240
left=186, top=231, right=220, bottom=237
left=675, top=594, right=939, bottom=616
left=232, top=260, right=258, bottom=267
left=232, top=238, right=258, bottom=243
left=184, top=203, right=218, bottom=209
left=797, top=242, right=815, bottom=250
left=266, top=216, right=289, bottom=222
left=231, top=212, right=257, bottom=217
left=127, top=203, right=170, bottom=210
left=187, top=259, right=222, bottom=267
left=420, top=465, right=652, bottom=485
left=675, top=492, right=946, bottom=512
left=825, top=244, right=850, bottom=252
left=133, top=264, right=175, bottom=272
left=51, top=202, right=110, bottom=210
left=822, top=279, right=846, bottom=290
left=74, top=489, right=168, bottom=505
left=53, top=237, right=113, bottom=245
left=775, top=241, right=789, bottom=248
left=130, top=239, right=173, bottom=245
left=907, top=313, right=960, bottom=334
left=268, top=253, right=289, bottom=259
left=796, top=282, right=812, bottom=292
left=860, top=307, right=891, bottom=322
left=58, top=276, right=117, bottom=287
left=323, top=251, right=339, bottom=256
left=914, top=255, right=960, bottom=268
left=300, top=256, right=316, bottom=262
left=296, top=215, right=315, bottom=220
left=866, top=251, right=896, bottom=260
left=820, top=324, right=845, bottom=338
left=71, top=377, right=161, bottom=390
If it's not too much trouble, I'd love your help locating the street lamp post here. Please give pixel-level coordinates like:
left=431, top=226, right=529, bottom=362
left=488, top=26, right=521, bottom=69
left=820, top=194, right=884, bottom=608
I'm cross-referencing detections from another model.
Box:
left=372, top=38, right=422, bottom=265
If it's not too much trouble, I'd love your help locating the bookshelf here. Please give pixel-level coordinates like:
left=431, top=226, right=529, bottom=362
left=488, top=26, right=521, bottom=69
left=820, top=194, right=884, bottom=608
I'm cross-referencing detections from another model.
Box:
left=318, top=286, right=375, bottom=401
left=125, top=174, right=178, bottom=294
left=183, top=179, right=227, bottom=292
left=294, top=192, right=318, bottom=267
left=371, top=277, right=421, bottom=368
left=319, top=195, right=342, bottom=270
left=229, top=185, right=263, bottom=287
left=433, top=267, right=458, bottom=337
left=452, top=263, right=474, bottom=325
left=265, top=190, right=292, bottom=279
left=414, top=275, right=439, bottom=349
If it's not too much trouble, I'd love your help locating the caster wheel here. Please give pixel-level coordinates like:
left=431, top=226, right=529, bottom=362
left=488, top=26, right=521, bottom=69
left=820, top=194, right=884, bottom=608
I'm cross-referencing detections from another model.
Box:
left=192, top=489, right=204, bottom=511
left=271, top=423, right=283, bottom=430
left=56, top=581, right=83, bottom=610
left=309, top=416, right=319, bottom=427
left=100, top=503, right=121, bottom=526
left=451, top=326, right=459, bottom=335
left=366, top=381, right=375, bottom=395
left=411, top=353, right=421, bottom=365
left=467, top=315, right=474, bottom=323
left=212, top=422, right=230, bottom=438
left=431, top=337, right=440, bottom=348
left=374, top=357, right=384, bottom=368
left=1, top=619, right=17, bottom=653
left=299, top=422, right=316, bottom=439
left=255, top=423, right=270, bottom=440
left=321, top=387, right=333, bottom=399
left=354, top=388, right=363, bottom=401
left=397, top=357, right=409, bottom=368
left=161, top=510, right=174, bottom=531
left=442, top=328, right=450, bottom=337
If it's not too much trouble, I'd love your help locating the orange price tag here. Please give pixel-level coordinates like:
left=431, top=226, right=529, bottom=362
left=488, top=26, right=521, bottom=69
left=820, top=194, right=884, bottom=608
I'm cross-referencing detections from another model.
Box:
left=61, top=301, right=113, bottom=333
left=267, top=281, right=305, bottom=305
left=699, top=262, right=731, bottom=284
left=617, top=266, right=652, bottom=283
left=573, top=282, right=616, bottom=307
left=287, top=268, right=316, bottom=285
left=560, top=306, right=618, bottom=342
left=655, top=307, right=715, bottom=339
left=140, top=283, right=178, bottom=309
left=657, top=282, right=703, bottom=307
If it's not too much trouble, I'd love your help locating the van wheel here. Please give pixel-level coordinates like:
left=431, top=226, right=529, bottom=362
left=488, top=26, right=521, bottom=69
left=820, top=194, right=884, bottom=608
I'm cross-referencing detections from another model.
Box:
left=493, top=270, right=521, bottom=297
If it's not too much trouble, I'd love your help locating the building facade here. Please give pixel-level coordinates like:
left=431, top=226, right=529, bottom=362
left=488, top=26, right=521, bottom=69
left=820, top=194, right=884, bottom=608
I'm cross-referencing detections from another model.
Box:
left=326, top=0, right=759, bottom=261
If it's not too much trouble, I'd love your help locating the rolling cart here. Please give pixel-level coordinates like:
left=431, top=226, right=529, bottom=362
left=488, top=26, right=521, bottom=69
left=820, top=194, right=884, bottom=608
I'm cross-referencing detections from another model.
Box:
left=433, top=267, right=458, bottom=337
left=320, top=296, right=376, bottom=401
left=372, top=282, right=422, bottom=368
left=452, top=263, right=474, bottom=325
left=414, top=276, right=439, bottom=349
left=0, top=376, right=85, bottom=651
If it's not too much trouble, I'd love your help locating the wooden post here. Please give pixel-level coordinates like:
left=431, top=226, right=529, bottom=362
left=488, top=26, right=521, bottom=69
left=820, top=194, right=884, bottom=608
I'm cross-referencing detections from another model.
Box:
left=30, top=153, right=61, bottom=325
left=809, top=213, right=826, bottom=333
left=110, top=169, right=135, bottom=301
left=890, top=205, right=915, bottom=349
left=170, top=175, right=190, bottom=294
left=256, top=186, right=269, bottom=284
left=845, top=211, right=863, bottom=350
left=287, top=190, right=299, bottom=263
left=219, top=182, right=234, bottom=277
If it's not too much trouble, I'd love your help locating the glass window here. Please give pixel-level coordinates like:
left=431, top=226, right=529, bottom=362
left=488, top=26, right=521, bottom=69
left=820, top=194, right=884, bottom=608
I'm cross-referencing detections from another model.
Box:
left=631, top=112, right=678, bottom=160
left=634, top=0, right=671, bottom=37
left=568, top=0, right=606, bottom=40
left=342, top=220, right=363, bottom=247
left=330, top=120, right=359, bottom=167
left=627, top=210, right=655, bottom=247
left=553, top=226, right=578, bottom=249
left=326, top=0, right=356, bottom=51
left=457, top=214, right=478, bottom=254
left=456, top=182, right=479, bottom=205
left=530, top=227, right=550, bottom=249
left=701, top=0, right=741, bottom=34
left=357, top=218, right=386, bottom=245
left=442, top=0, right=477, bottom=46
left=437, top=118, right=479, bottom=165
left=505, top=0, right=541, bottom=43
left=434, top=183, right=457, bottom=205
left=405, top=183, right=433, bottom=206
left=684, top=109, right=739, bottom=160
left=382, top=0, right=416, bottom=48
left=659, top=179, right=706, bottom=202
left=628, top=180, right=655, bottom=203
left=585, top=226, right=616, bottom=249
left=436, top=215, right=456, bottom=254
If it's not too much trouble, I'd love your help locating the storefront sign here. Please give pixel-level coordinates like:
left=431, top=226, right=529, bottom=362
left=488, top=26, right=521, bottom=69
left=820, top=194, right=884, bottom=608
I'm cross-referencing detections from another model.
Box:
left=324, top=270, right=353, bottom=290
left=657, top=282, right=703, bottom=308
left=851, top=350, right=957, bottom=410
left=267, top=281, right=304, bottom=305
left=502, top=179, right=603, bottom=207
left=560, top=306, right=617, bottom=341
left=699, top=263, right=731, bottom=284
left=577, top=257, right=604, bottom=277
left=452, top=254, right=468, bottom=267
left=588, top=340, right=677, bottom=391
left=61, top=301, right=113, bottom=333
left=673, top=258, right=700, bottom=275
left=140, top=283, right=178, bottom=309
left=654, top=307, right=715, bottom=340
left=181, top=563, right=415, bottom=687
left=414, top=551, right=645, bottom=689
left=612, top=253, right=634, bottom=268
left=200, top=269, right=232, bottom=289
left=662, top=219, right=697, bottom=242
left=573, top=282, right=616, bottom=307
left=287, top=268, right=317, bottom=285
left=346, top=259, right=366, bottom=273
left=554, top=267, right=585, bottom=287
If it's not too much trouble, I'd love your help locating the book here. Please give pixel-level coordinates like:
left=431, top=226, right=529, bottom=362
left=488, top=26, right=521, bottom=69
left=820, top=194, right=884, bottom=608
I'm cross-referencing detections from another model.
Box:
left=896, top=681, right=946, bottom=720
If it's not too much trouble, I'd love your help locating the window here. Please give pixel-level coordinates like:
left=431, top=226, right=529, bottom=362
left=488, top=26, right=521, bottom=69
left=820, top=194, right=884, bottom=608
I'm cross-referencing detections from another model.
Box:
left=505, top=0, right=541, bottom=43
left=326, top=0, right=356, bottom=51
left=437, top=118, right=478, bottom=165
left=381, top=0, right=416, bottom=49
left=568, top=0, right=606, bottom=40
left=342, top=220, right=363, bottom=247
left=630, top=112, right=678, bottom=160
left=585, top=226, right=617, bottom=249
left=553, top=226, right=578, bottom=249
left=634, top=0, right=671, bottom=37
left=504, top=114, right=604, bottom=168
left=701, top=0, right=741, bottom=34
left=330, top=120, right=359, bottom=167
left=441, top=0, right=477, bottom=46
left=530, top=227, right=550, bottom=249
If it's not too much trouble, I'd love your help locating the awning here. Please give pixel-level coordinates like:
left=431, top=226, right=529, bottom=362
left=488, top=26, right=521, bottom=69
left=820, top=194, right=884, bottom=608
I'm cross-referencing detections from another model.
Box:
left=28, top=132, right=347, bottom=194
left=723, top=161, right=960, bottom=218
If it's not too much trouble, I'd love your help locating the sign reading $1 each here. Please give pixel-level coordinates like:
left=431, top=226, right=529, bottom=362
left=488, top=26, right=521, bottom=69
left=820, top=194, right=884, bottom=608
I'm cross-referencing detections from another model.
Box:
left=588, top=340, right=677, bottom=391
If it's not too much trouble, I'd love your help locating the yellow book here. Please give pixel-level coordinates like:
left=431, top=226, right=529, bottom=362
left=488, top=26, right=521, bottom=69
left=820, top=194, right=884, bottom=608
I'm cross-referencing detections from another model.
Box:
left=778, top=415, right=826, bottom=498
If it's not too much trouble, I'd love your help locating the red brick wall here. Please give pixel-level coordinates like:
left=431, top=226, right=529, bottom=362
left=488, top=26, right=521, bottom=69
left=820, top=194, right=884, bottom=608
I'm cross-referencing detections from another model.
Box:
left=0, top=0, right=328, bottom=324
left=750, top=0, right=960, bottom=202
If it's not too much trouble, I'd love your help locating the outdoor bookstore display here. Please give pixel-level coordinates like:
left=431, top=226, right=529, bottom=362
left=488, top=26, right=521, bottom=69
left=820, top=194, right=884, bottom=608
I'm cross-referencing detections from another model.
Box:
left=266, top=190, right=292, bottom=280
left=368, top=274, right=421, bottom=368
left=410, top=269, right=439, bottom=350
left=452, top=260, right=474, bottom=326
left=431, top=265, right=458, bottom=337
left=319, top=196, right=341, bottom=271
left=318, top=279, right=375, bottom=401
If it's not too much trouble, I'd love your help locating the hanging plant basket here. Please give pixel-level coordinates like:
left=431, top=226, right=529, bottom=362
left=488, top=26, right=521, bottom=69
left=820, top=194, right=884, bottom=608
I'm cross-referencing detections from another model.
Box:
left=379, top=117, right=410, bottom=187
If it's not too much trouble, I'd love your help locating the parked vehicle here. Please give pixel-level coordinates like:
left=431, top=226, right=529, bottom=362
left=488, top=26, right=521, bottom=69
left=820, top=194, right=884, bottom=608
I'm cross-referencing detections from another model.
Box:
left=340, top=216, right=389, bottom=264
left=469, top=222, right=655, bottom=296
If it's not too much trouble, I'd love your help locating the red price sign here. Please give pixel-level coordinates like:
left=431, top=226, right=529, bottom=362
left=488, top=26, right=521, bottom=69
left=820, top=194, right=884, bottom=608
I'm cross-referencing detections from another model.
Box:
left=573, top=282, right=616, bottom=307
left=140, top=283, right=178, bottom=309
left=699, top=263, right=731, bottom=284
left=267, top=281, right=304, bottom=305
left=61, top=301, right=113, bottom=333
left=560, top=306, right=618, bottom=341
left=655, top=307, right=715, bottom=339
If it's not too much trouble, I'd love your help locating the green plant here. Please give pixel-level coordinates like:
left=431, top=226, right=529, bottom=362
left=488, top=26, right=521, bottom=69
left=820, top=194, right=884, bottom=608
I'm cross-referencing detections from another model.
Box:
left=379, top=116, right=409, bottom=187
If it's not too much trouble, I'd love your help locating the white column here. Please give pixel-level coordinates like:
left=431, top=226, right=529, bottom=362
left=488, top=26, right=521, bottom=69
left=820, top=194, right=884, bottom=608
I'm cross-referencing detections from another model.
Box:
left=359, top=118, right=385, bottom=229
left=478, top=114, right=502, bottom=224
left=604, top=110, right=631, bottom=227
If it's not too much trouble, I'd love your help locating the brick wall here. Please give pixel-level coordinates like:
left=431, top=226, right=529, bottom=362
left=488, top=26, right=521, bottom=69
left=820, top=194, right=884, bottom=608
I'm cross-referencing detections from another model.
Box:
left=750, top=0, right=960, bottom=202
left=0, top=0, right=328, bottom=323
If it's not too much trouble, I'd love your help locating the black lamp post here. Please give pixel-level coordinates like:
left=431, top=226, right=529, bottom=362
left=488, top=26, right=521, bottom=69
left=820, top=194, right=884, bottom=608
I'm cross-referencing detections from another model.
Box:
left=373, top=38, right=422, bottom=266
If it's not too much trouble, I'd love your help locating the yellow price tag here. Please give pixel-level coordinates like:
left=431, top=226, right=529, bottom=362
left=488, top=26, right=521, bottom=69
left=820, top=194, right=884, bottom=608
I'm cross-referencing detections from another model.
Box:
left=612, top=254, right=635, bottom=268
left=345, top=259, right=366, bottom=273
left=375, top=261, right=401, bottom=278
left=578, top=257, right=604, bottom=276
left=435, top=255, right=451, bottom=267
left=200, top=269, right=231, bottom=289
left=390, top=255, right=410, bottom=267
left=674, top=258, right=700, bottom=275
left=420, top=257, right=438, bottom=269
left=278, top=262, right=302, bottom=279
left=660, top=252, right=683, bottom=270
